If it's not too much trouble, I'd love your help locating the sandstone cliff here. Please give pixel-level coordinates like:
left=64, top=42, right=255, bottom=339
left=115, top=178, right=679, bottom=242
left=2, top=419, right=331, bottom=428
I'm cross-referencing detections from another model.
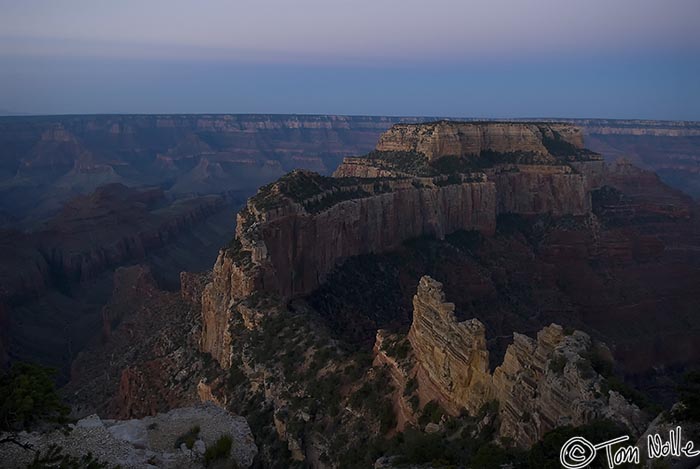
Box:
left=407, top=276, right=648, bottom=447
left=375, top=121, right=587, bottom=161
left=200, top=172, right=497, bottom=364
left=407, top=276, right=493, bottom=415
left=492, top=325, right=647, bottom=447
left=486, top=164, right=591, bottom=215
left=200, top=122, right=610, bottom=367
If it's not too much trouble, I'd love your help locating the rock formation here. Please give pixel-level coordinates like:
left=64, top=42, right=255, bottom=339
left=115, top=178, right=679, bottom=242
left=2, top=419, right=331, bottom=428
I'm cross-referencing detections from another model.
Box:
left=492, top=325, right=647, bottom=447
left=407, top=276, right=648, bottom=447
left=65, top=264, right=207, bottom=419
left=200, top=171, right=498, bottom=364
left=1, top=115, right=699, bottom=227
left=407, top=276, right=493, bottom=415
left=0, top=403, right=257, bottom=468
left=486, top=164, right=591, bottom=215
left=375, top=121, right=586, bottom=161
left=200, top=121, right=606, bottom=367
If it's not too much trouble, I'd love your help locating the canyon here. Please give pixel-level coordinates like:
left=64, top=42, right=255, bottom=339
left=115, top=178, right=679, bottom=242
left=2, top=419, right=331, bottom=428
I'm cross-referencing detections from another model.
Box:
left=1, top=116, right=699, bottom=467
left=0, top=184, right=237, bottom=376
left=186, top=120, right=698, bottom=465
left=0, top=115, right=698, bottom=230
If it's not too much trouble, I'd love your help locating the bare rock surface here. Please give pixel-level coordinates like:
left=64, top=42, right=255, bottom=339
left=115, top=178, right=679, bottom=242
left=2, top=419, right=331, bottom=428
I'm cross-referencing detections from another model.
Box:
left=0, top=403, right=257, bottom=468
left=375, top=121, right=585, bottom=161
left=408, top=276, right=493, bottom=415
left=408, top=275, right=648, bottom=447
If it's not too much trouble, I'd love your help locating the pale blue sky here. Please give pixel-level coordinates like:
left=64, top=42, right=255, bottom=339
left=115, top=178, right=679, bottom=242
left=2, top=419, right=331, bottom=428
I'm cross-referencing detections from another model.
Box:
left=1, top=0, right=699, bottom=118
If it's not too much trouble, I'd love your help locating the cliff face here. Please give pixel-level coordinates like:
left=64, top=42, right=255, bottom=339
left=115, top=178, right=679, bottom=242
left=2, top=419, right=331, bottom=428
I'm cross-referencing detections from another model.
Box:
left=65, top=265, right=208, bottom=419
left=201, top=122, right=608, bottom=367
left=407, top=276, right=493, bottom=415
left=200, top=256, right=258, bottom=368
left=407, top=276, right=648, bottom=447
left=486, top=165, right=591, bottom=215
left=375, top=121, right=585, bottom=161
left=35, top=184, right=225, bottom=283
left=492, top=325, right=647, bottom=447
left=251, top=178, right=496, bottom=298
left=200, top=173, right=497, bottom=363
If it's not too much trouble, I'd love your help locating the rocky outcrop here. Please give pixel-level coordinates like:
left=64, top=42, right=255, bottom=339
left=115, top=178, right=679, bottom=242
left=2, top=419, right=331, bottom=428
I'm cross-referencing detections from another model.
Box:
left=200, top=256, right=253, bottom=368
left=635, top=403, right=700, bottom=468
left=492, top=324, right=647, bottom=447
left=407, top=276, right=648, bottom=447
left=180, top=271, right=212, bottom=305
left=65, top=265, right=207, bottom=419
left=375, top=121, right=586, bottom=161
left=408, top=276, right=493, bottom=415
left=0, top=403, right=257, bottom=468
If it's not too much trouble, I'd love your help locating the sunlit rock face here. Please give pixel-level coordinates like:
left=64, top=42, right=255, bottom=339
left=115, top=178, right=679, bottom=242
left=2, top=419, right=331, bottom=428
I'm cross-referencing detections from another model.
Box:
left=408, top=276, right=494, bottom=416
left=492, top=324, right=647, bottom=447
left=407, top=276, right=648, bottom=448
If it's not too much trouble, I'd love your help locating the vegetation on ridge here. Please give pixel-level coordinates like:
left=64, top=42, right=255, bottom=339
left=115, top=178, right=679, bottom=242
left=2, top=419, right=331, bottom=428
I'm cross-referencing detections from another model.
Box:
left=0, top=362, right=69, bottom=432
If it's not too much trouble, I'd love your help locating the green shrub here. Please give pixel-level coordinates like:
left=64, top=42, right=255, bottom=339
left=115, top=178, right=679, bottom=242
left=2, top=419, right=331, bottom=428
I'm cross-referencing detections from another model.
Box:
left=471, top=443, right=525, bottom=469
left=528, top=420, right=627, bottom=469
left=604, top=376, right=660, bottom=414
left=408, top=395, right=419, bottom=411
left=0, top=362, right=69, bottom=431
left=204, top=434, right=233, bottom=466
left=585, top=343, right=614, bottom=377
left=418, top=400, right=444, bottom=426
left=403, top=376, right=418, bottom=397
left=379, top=399, right=396, bottom=433
left=548, top=355, right=567, bottom=375
left=385, top=338, right=411, bottom=360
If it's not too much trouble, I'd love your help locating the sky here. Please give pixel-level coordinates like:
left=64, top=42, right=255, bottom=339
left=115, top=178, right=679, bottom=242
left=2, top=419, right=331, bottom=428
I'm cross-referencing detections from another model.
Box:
left=0, top=0, right=699, bottom=120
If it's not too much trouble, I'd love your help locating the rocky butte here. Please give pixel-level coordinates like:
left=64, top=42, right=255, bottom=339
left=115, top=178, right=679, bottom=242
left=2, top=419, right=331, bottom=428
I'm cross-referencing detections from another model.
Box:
left=200, top=121, right=605, bottom=367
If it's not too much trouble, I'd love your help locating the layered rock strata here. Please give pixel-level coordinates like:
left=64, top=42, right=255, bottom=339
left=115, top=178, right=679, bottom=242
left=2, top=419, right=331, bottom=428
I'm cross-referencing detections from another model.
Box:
left=201, top=172, right=498, bottom=365
left=407, top=276, right=493, bottom=415
left=485, top=165, right=590, bottom=215
left=199, top=122, right=611, bottom=368
left=375, top=121, right=587, bottom=161
left=408, top=276, right=648, bottom=447
left=492, top=325, right=647, bottom=447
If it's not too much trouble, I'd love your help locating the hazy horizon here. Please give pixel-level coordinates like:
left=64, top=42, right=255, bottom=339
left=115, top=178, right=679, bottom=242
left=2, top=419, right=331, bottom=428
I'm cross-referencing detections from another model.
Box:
left=1, top=0, right=699, bottom=120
